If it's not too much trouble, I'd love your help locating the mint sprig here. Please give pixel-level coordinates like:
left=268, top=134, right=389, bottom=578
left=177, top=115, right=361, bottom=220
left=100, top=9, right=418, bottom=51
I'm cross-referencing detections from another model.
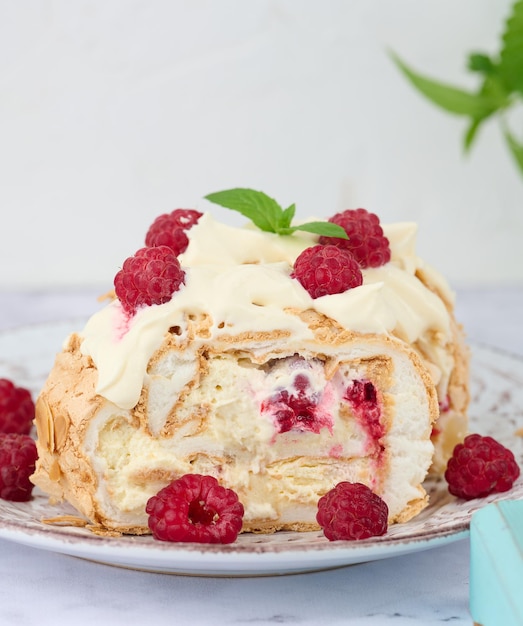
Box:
left=390, top=0, right=523, bottom=179
left=204, top=188, right=348, bottom=239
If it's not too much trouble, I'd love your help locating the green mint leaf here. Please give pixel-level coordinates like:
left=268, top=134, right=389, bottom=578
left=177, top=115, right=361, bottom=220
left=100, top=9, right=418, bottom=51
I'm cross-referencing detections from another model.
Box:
left=291, top=221, right=348, bottom=239
left=205, top=188, right=348, bottom=239
left=503, top=124, right=523, bottom=176
left=280, top=204, right=296, bottom=229
left=204, top=188, right=282, bottom=233
left=389, top=51, right=500, bottom=117
left=498, top=0, right=523, bottom=95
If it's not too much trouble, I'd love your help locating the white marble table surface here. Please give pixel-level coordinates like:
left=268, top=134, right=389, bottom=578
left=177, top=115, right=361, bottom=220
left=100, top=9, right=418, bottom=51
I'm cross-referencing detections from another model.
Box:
left=0, top=286, right=522, bottom=626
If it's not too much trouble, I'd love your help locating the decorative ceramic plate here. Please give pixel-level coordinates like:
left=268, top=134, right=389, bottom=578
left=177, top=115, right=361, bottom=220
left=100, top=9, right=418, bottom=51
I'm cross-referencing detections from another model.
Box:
left=0, top=321, right=522, bottom=576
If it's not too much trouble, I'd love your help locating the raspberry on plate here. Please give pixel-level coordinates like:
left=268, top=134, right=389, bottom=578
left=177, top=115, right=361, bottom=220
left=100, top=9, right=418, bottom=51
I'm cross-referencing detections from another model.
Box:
left=114, top=245, right=186, bottom=316
left=146, top=474, right=244, bottom=543
left=0, top=433, right=38, bottom=501
left=445, top=433, right=520, bottom=500
left=319, top=208, right=391, bottom=268
left=292, top=244, right=363, bottom=299
left=0, top=378, right=35, bottom=435
left=316, top=481, right=388, bottom=541
left=145, top=209, right=202, bottom=255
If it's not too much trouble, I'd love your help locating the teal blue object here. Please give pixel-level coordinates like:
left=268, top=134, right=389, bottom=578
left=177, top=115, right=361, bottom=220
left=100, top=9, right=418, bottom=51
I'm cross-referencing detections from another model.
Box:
left=470, top=500, right=523, bottom=626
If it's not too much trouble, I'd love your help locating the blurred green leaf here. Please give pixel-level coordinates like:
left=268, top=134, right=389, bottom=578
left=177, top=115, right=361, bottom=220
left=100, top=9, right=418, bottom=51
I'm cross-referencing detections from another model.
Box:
left=498, top=0, right=523, bottom=95
left=390, top=52, right=500, bottom=117
left=468, top=53, right=496, bottom=75
left=504, top=125, right=523, bottom=175
left=463, top=75, right=512, bottom=150
left=464, top=118, right=483, bottom=151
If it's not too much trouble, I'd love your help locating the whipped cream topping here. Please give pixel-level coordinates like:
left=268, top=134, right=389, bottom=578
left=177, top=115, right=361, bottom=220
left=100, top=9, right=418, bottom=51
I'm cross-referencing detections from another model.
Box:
left=79, top=212, right=454, bottom=409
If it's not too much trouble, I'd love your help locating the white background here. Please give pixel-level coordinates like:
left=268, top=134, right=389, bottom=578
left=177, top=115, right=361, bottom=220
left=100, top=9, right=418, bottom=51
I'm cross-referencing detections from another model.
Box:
left=1, top=0, right=522, bottom=290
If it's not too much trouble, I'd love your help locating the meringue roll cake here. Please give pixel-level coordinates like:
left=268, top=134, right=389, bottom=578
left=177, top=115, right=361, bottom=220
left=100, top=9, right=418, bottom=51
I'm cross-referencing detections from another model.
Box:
left=32, top=200, right=469, bottom=535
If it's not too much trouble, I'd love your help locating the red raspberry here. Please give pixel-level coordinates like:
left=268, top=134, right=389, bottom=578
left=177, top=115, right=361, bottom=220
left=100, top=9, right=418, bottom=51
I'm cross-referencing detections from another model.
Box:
left=114, top=245, right=185, bottom=316
left=444, top=433, right=520, bottom=500
left=0, top=379, right=35, bottom=435
left=319, top=208, right=391, bottom=268
left=316, top=482, right=388, bottom=541
left=292, top=244, right=363, bottom=299
left=0, top=433, right=38, bottom=501
left=146, top=474, right=244, bottom=543
left=145, top=209, right=202, bottom=255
